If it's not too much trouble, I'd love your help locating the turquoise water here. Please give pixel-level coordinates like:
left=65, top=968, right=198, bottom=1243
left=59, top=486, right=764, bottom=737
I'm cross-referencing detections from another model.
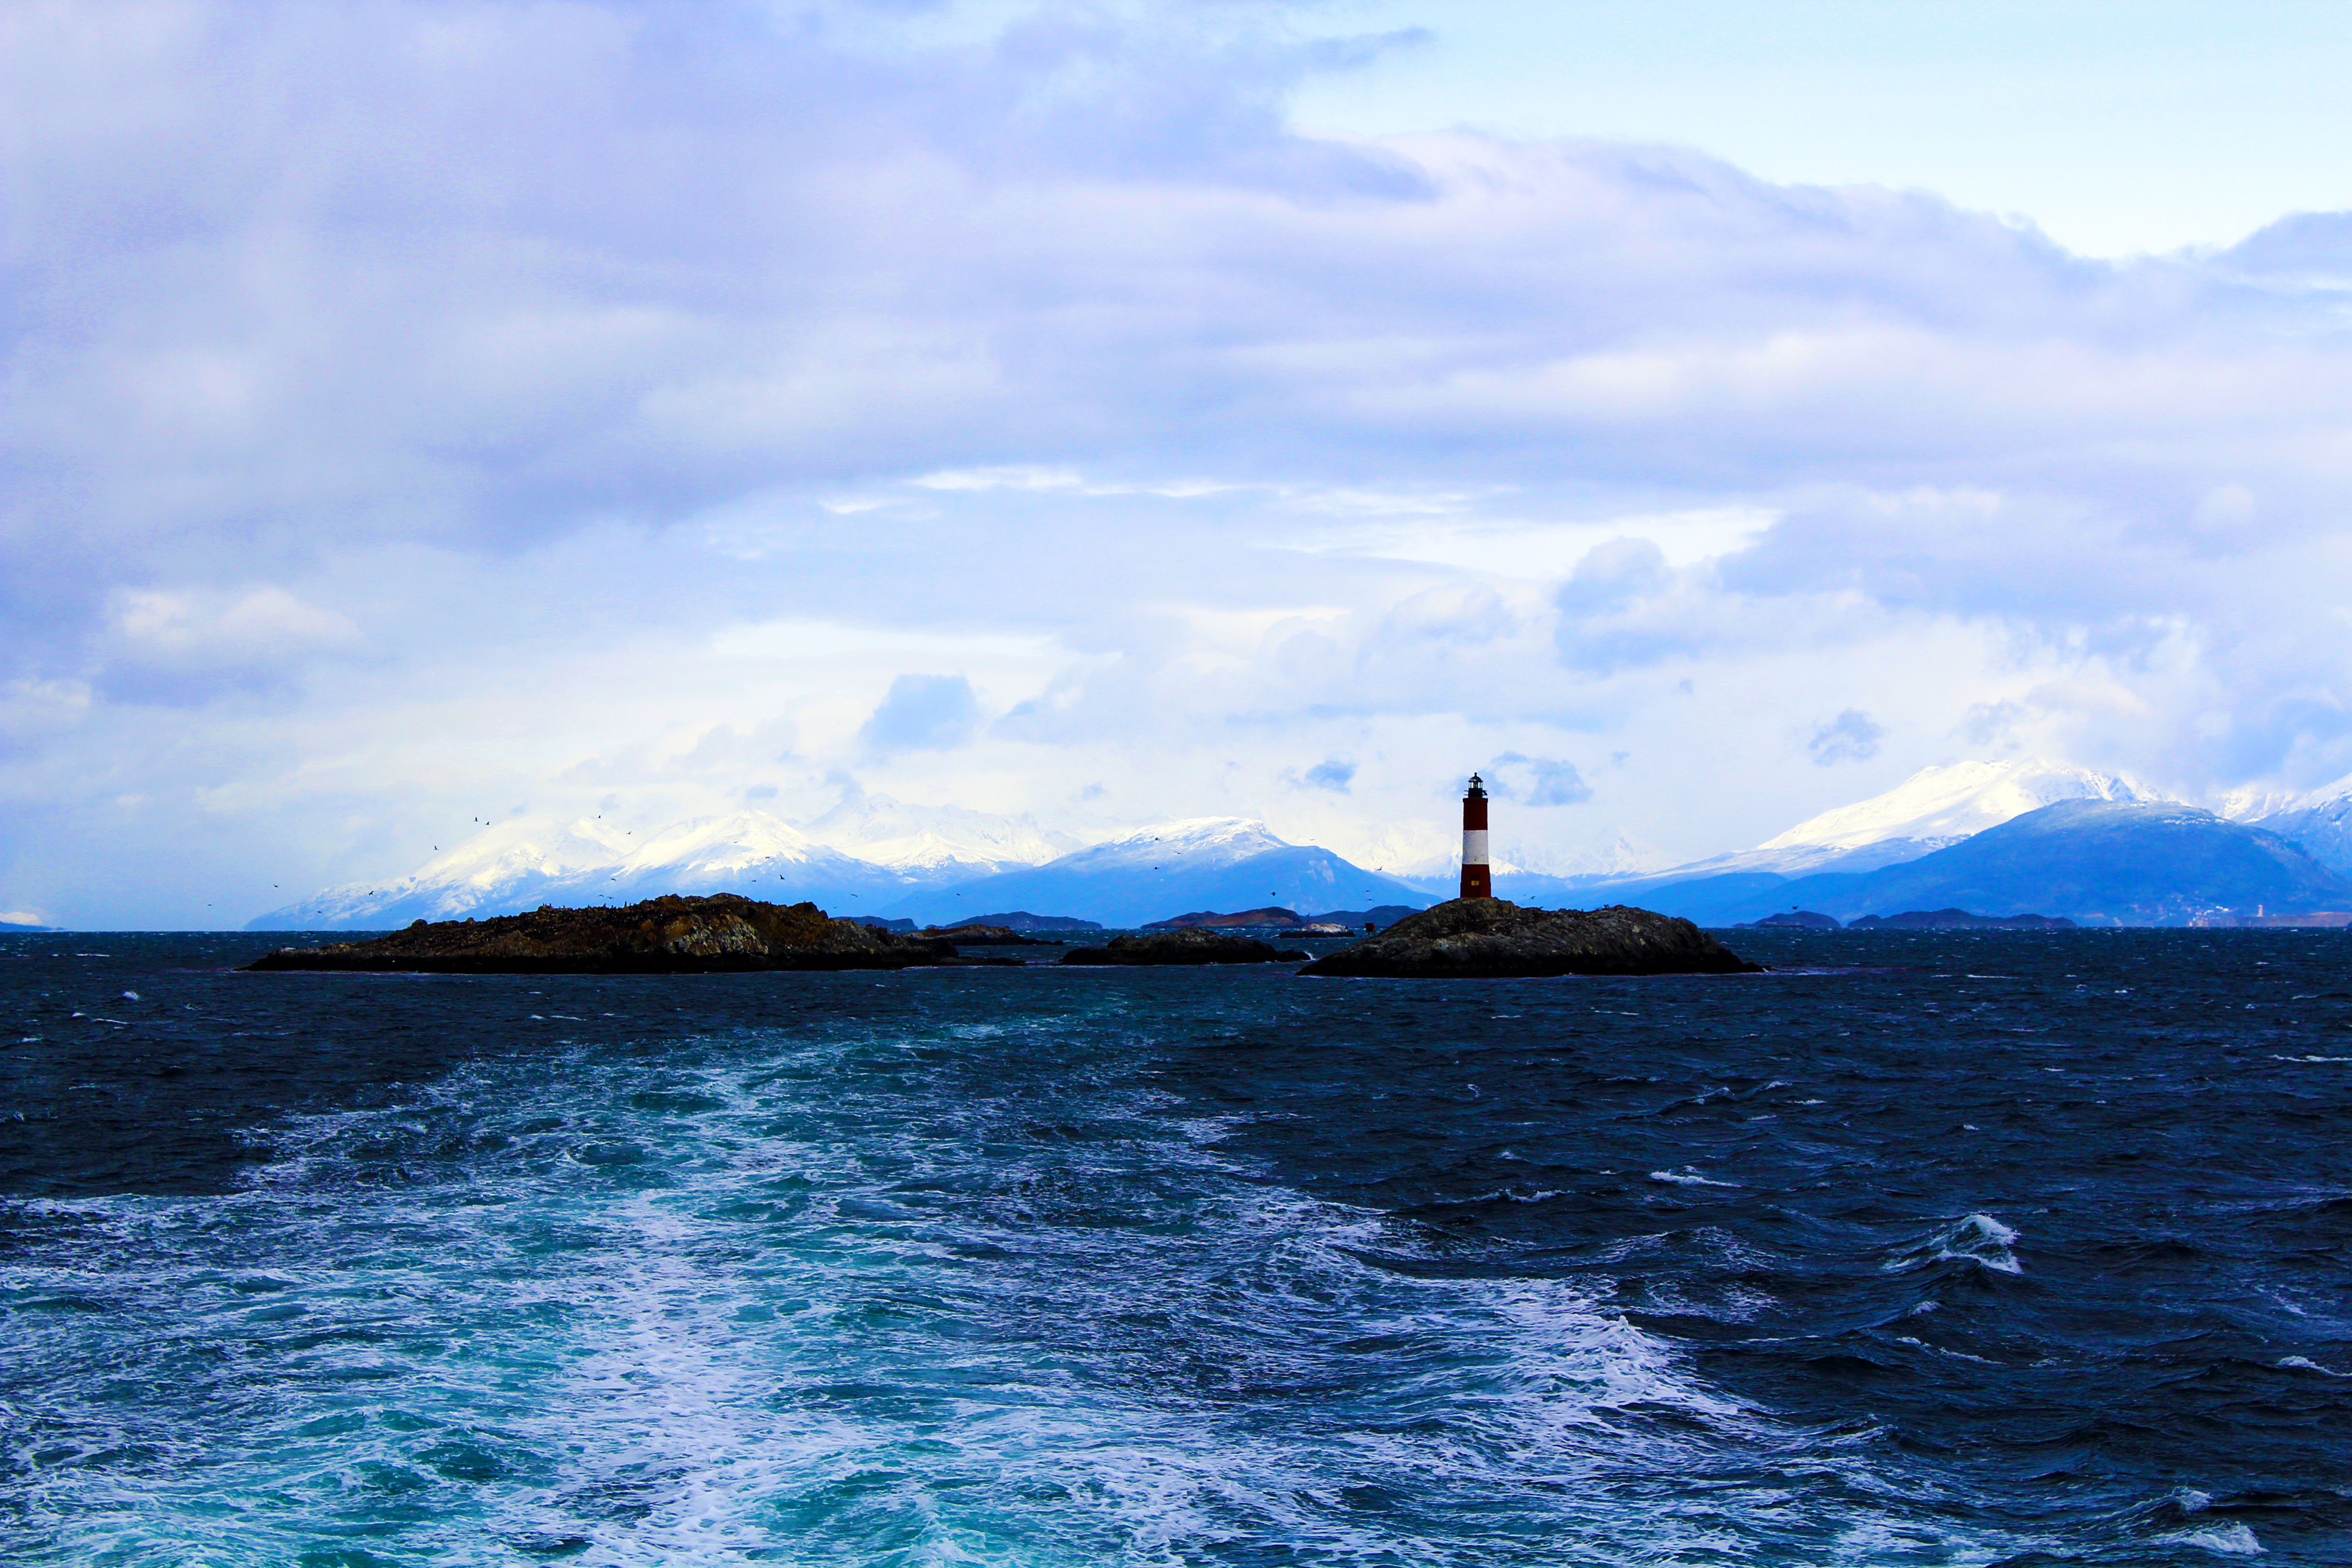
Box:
left=5, top=933, right=2350, bottom=1564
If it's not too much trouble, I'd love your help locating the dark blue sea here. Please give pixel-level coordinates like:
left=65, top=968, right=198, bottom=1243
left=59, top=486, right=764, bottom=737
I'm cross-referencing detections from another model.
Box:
left=5, top=929, right=2350, bottom=1566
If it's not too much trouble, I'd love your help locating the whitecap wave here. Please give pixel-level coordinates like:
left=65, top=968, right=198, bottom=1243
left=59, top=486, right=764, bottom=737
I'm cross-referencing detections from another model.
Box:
left=2277, top=1355, right=2352, bottom=1377
left=1885, top=1213, right=2023, bottom=1274
left=2164, top=1523, right=2265, bottom=1556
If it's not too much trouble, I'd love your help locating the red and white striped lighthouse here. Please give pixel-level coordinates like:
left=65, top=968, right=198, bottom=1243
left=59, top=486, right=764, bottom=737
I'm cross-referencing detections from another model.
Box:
left=1460, top=773, right=1492, bottom=900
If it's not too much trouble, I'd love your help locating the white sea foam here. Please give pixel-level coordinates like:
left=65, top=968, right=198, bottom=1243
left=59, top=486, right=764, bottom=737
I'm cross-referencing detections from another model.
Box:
left=1896, top=1334, right=1999, bottom=1365
left=1648, top=1169, right=1740, bottom=1188
left=2165, top=1523, right=2265, bottom=1555
left=0, top=1010, right=2048, bottom=1568
left=1886, top=1213, right=2023, bottom=1275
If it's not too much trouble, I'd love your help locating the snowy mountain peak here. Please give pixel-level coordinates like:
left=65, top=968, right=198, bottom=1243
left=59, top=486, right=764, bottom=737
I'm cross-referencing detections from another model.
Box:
left=2267, top=771, right=2352, bottom=818
left=252, top=797, right=1124, bottom=930
left=409, top=815, right=635, bottom=886
left=1757, top=759, right=2153, bottom=856
left=2215, top=784, right=2310, bottom=823
left=804, top=791, right=1076, bottom=872
left=2232, top=769, right=2352, bottom=881
left=616, top=812, right=839, bottom=877
left=1061, top=818, right=1292, bottom=870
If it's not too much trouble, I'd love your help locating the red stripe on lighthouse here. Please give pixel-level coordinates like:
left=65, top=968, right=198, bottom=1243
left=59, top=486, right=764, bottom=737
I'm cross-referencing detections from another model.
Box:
left=1460, top=774, right=1492, bottom=900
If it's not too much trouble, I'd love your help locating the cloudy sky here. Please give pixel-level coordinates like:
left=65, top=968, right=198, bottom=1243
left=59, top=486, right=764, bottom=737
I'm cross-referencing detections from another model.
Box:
left=7, top=0, right=2352, bottom=927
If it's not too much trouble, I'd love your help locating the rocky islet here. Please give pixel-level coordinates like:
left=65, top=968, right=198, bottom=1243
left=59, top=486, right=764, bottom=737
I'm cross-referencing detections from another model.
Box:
left=1299, top=898, right=1760, bottom=979
left=245, top=894, right=965, bottom=973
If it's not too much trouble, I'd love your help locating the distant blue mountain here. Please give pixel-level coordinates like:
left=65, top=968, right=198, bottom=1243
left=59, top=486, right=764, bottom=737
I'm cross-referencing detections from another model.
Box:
left=872, top=818, right=1431, bottom=928
left=1627, top=800, right=2352, bottom=926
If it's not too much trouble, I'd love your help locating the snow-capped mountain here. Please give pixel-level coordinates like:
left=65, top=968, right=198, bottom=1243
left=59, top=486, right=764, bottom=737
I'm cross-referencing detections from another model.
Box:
left=1637, top=798, right=2352, bottom=928
left=870, top=817, right=1431, bottom=928
left=2214, top=784, right=2311, bottom=822
left=259, top=815, right=639, bottom=928
left=606, top=811, right=878, bottom=892
left=804, top=789, right=1076, bottom=874
left=251, top=810, right=897, bottom=929
left=2244, top=770, right=2352, bottom=878
left=1675, top=759, right=2158, bottom=878
left=1757, top=759, right=2154, bottom=861
left=250, top=797, right=1080, bottom=930
left=1037, top=818, right=1292, bottom=874
left=254, top=807, right=1432, bottom=933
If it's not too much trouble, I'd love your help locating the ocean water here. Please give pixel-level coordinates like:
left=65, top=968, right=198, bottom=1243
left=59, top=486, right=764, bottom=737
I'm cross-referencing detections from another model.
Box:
left=3, top=930, right=2349, bottom=1567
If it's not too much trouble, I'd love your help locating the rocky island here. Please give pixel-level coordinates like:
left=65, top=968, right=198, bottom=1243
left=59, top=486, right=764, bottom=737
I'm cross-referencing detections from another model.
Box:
left=1846, top=909, right=2074, bottom=930
left=915, top=923, right=1049, bottom=946
left=1059, top=929, right=1312, bottom=966
left=245, top=894, right=966, bottom=973
left=1298, top=898, right=1759, bottom=979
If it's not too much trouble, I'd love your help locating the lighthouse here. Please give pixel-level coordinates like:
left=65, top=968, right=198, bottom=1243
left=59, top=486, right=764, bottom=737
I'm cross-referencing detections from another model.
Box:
left=1460, top=773, right=1492, bottom=900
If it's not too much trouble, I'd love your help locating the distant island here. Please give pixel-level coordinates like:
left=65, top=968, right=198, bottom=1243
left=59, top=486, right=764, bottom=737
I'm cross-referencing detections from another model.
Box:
left=246, top=892, right=1760, bottom=977
left=1848, top=909, right=2075, bottom=931
left=851, top=911, right=1105, bottom=934
left=248, top=895, right=971, bottom=973
left=1738, top=908, right=2074, bottom=931
left=1142, top=904, right=1419, bottom=934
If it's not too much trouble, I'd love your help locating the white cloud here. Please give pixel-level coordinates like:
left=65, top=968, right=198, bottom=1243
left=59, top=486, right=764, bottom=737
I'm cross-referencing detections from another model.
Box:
left=5, top=1, right=2352, bottom=924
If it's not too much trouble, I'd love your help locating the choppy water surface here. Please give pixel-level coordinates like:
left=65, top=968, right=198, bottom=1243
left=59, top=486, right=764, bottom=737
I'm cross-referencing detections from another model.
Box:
left=3, top=929, right=2349, bottom=1566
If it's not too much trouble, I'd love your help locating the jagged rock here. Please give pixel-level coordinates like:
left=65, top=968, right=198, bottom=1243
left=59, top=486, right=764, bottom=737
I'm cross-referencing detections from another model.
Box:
left=244, top=894, right=956, bottom=973
left=1059, top=928, right=1311, bottom=966
left=1298, top=898, right=1760, bottom=979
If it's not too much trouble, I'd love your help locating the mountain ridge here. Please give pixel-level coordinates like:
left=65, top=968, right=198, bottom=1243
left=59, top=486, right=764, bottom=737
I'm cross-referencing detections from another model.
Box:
left=868, top=819, right=1432, bottom=928
left=249, top=808, right=1431, bottom=931
left=1634, top=799, right=2352, bottom=926
left=251, top=757, right=2352, bottom=933
left=248, top=797, right=1073, bottom=930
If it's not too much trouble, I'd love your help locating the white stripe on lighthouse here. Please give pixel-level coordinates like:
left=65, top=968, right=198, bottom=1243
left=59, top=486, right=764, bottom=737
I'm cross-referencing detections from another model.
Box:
left=1462, top=829, right=1490, bottom=864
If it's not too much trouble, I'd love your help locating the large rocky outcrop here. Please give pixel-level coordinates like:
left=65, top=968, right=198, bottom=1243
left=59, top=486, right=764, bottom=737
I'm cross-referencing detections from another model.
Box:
left=245, top=894, right=958, bottom=973
left=1059, top=928, right=1310, bottom=966
left=1298, top=898, right=1759, bottom=979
